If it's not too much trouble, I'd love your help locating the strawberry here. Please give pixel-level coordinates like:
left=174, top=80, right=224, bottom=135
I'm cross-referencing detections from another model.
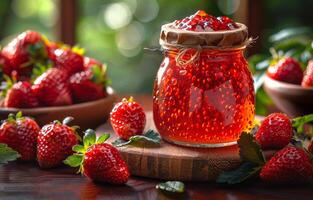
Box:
left=64, top=129, right=129, bottom=184
left=45, top=41, right=59, bottom=61
left=51, top=47, right=84, bottom=75
left=1, top=30, right=48, bottom=77
left=0, top=52, right=12, bottom=76
left=110, top=97, right=146, bottom=140
left=255, top=113, right=293, bottom=150
left=267, top=57, right=303, bottom=84
left=260, top=146, right=313, bottom=184
left=301, top=59, right=313, bottom=87
left=69, top=65, right=107, bottom=103
left=308, top=139, right=313, bottom=154
left=3, top=81, right=38, bottom=108
left=0, top=112, right=40, bottom=161
left=37, top=117, right=79, bottom=168
left=32, top=68, right=72, bottom=106
left=83, top=57, right=102, bottom=70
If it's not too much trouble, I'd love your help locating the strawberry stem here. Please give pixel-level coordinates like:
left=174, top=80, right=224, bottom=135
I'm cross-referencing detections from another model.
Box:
left=128, top=96, right=134, bottom=102
left=269, top=47, right=279, bottom=60
left=292, top=114, right=313, bottom=136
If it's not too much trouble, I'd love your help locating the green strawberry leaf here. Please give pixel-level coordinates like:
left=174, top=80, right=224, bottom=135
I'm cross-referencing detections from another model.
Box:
left=83, top=129, right=96, bottom=147
left=63, top=154, right=83, bottom=168
left=216, top=162, right=262, bottom=184
left=238, top=132, right=265, bottom=165
left=72, top=45, right=85, bottom=55
left=15, top=111, right=23, bottom=119
left=112, top=129, right=161, bottom=147
left=72, top=144, right=85, bottom=153
left=96, top=133, right=110, bottom=144
left=292, top=114, right=313, bottom=136
left=0, top=143, right=20, bottom=164
left=156, top=181, right=185, bottom=193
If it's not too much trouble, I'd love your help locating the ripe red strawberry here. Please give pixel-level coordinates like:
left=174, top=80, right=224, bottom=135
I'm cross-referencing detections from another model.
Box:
left=267, top=57, right=303, bottom=84
left=1, top=30, right=48, bottom=77
left=0, top=52, right=12, bottom=76
left=51, top=48, right=84, bottom=75
left=45, top=41, right=59, bottom=61
left=255, top=113, right=293, bottom=150
left=32, top=68, right=72, bottom=106
left=69, top=66, right=107, bottom=103
left=83, top=143, right=129, bottom=184
left=83, top=56, right=102, bottom=69
left=260, top=146, right=313, bottom=184
left=110, top=97, right=146, bottom=140
left=0, top=112, right=40, bottom=161
left=64, top=129, right=129, bottom=184
left=4, top=81, right=38, bottom=108
left=308, top=139, right=313, bottom=154
left=301, top=59, right=313, bottom=87
left=37, top=117, right=78, bottom=168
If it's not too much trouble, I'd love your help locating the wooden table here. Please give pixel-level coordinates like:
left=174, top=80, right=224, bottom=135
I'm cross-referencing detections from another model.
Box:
left=0, top=95, right=312, bottom=200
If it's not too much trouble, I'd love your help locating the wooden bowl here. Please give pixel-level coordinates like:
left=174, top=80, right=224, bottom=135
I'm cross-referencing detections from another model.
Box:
left=263, top=75, right=313, bottom=117
left=0, top=87, right=117, bottom=130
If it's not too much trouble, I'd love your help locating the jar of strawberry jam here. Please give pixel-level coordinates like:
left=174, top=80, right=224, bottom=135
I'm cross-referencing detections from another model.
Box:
left=153, top=11, right=255, bottom=147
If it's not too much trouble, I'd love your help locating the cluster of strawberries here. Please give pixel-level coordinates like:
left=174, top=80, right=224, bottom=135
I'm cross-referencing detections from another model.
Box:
left=172, top=10, right=239, bottom=31
left=253, top=113, right=313, bottom=183
left=0, top=97, right=146, bottom=185
left=0, top=111, right=129, bottom=185
left=0, top=30, right=108, bottom=108
left=267, top=54, right=313, bottom=87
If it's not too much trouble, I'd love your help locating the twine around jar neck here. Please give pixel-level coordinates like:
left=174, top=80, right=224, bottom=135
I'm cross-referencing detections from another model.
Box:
left=159, top=37, right=254, bottom=67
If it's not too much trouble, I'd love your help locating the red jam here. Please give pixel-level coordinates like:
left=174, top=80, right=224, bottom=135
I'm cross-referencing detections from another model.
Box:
left=173, top=10, right=238, bottom=31
left=153, top=48, right=255, bottom=147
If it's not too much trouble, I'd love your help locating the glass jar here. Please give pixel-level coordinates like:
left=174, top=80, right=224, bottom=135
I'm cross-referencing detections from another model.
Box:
left=153, top=23, right=255, bottom=147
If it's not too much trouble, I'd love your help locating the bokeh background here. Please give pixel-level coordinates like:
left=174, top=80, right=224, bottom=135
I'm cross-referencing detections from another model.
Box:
left=0, top=0, right=313, bottom=114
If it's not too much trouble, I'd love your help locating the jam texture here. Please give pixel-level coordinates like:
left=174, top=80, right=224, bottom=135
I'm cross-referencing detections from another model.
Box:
left=173, top=10, right=239, bottom=31
left=153, top=49, right=255, bottom=145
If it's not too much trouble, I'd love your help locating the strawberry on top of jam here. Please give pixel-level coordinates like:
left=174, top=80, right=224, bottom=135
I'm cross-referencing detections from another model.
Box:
left=172, top=10, right=239, bottom=32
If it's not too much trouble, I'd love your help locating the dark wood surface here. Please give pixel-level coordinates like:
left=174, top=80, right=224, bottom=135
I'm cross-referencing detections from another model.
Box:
left=0, top=95, right=313, bottom=200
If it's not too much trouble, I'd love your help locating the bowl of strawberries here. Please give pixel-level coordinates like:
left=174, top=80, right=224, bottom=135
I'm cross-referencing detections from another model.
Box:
left=0, top=30, right=117, bottom=129
left=263, top=54, right=313, bottom=117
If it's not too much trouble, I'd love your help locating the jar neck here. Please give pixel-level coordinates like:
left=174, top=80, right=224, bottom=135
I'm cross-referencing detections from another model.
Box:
left=163, top=46, right=246, bottom=58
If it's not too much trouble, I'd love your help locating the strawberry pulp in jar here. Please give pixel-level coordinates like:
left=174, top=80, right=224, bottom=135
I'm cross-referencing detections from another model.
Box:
left=153, top=11, right=255, bottom=147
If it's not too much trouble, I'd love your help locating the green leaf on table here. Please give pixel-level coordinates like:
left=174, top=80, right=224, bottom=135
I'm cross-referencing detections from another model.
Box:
left=216, top=162, right=262, bottom=184
left=0, top=143, right=20, bottom=164
left=63, top=154, right=83, bottom=168
left=237, top=132, right=265, bottom=165
left=156, top=181, right=185, bottom=193
left=112, top=129, right=161, bottom=147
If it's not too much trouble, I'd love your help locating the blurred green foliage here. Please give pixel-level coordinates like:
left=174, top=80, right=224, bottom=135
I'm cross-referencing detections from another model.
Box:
left=77, top=0, right=231, bottom=93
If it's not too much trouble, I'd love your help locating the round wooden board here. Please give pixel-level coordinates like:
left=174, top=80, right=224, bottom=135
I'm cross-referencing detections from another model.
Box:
left=96, top=111, right=255, bottom=182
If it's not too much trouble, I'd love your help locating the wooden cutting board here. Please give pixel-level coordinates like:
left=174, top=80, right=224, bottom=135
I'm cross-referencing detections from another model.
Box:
left=96, top=112, right=262, bottom=181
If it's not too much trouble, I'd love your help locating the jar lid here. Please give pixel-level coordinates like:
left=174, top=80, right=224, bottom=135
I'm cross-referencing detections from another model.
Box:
left=159, top=23, right=250, bottom=49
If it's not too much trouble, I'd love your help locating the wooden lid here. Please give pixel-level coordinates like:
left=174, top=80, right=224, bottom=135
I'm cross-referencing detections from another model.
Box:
left=160, top=23, right=249, bottom=49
